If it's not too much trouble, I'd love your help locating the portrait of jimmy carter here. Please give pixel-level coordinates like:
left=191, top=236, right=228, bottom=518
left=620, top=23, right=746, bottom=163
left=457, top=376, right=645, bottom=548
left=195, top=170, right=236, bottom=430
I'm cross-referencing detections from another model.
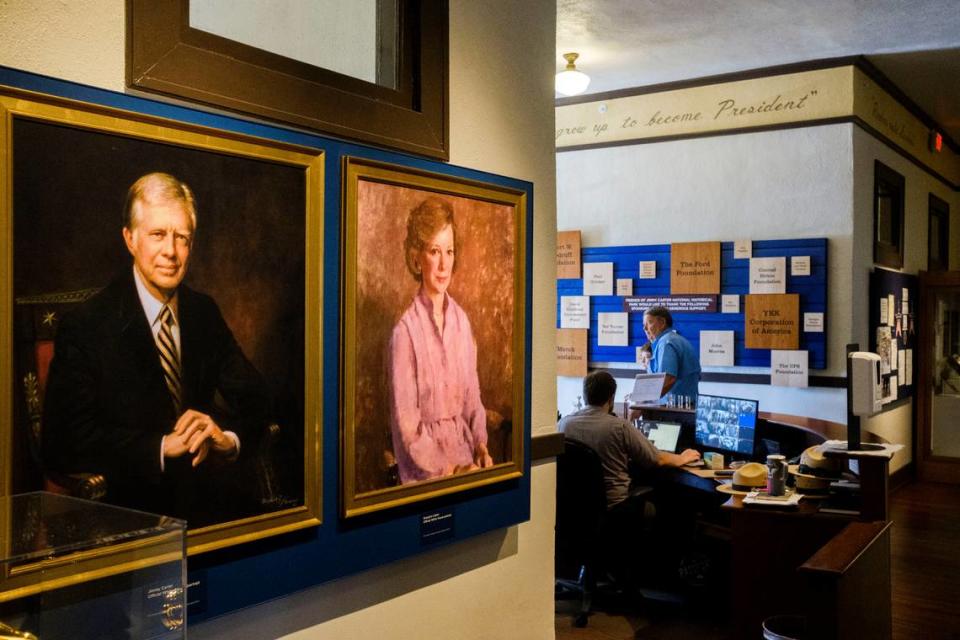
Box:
left=41, top=172, right=272, bottom=527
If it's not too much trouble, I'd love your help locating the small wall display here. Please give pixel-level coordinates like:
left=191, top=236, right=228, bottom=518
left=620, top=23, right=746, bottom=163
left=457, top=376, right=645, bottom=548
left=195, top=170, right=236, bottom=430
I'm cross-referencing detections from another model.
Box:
left=869, top=268, right=917, bottom=402
left=557, top=329, right=588, bottom=377
left=670, top=241, right=721, bottom=294
left=749, top=256, right=787, bottom=294
left=700, top=330, right=735, bottom=367
left=770, top=350, right=809, bottom=388
left=560, top=295, right=590, bottom=329
left=744, top=294, right=800, bottom=350
left=583, top=262, right=614, bottom=295
left=598, top=312, right=629, bottom=346
left=557, top=230, right=582, bottom=279
left=341, top=158, right=527, bottom=518
left=556, top=238, right=827, bottom=370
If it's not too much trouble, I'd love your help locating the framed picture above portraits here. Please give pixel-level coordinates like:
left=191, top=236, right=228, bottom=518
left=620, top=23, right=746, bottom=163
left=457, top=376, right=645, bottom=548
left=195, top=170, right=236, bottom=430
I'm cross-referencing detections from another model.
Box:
left=341, top=157, right=527, bottom=518
left=127, top=0, right=449, bottom=160
left=0, top=84, right=323, bottom=561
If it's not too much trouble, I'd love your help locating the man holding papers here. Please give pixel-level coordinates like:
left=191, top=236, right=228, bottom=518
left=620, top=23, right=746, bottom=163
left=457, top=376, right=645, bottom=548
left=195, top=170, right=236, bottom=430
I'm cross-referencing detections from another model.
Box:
left=643, top=306, right=702, bottom=404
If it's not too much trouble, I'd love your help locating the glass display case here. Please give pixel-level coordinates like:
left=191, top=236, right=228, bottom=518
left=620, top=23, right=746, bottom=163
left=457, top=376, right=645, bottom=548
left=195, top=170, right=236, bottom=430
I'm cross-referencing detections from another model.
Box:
left=0, top=492, right=186, bottom=639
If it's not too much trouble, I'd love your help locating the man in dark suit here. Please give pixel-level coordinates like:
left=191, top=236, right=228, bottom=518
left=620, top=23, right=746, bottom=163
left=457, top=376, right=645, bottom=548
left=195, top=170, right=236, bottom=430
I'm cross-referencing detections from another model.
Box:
left=42, top=172, right=271, bottom=527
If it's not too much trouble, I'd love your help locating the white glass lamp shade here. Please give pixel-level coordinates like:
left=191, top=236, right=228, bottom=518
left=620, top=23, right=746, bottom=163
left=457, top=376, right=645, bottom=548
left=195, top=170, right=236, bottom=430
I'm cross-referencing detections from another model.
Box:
left=556, top=52, right=590, bottom=96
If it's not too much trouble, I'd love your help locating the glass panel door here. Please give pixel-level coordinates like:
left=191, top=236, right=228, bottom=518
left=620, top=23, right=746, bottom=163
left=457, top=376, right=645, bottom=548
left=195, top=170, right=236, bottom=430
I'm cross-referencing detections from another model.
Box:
left=931, top=291, right=960, bottom=457
left=919, top=272, right=960, bottom=483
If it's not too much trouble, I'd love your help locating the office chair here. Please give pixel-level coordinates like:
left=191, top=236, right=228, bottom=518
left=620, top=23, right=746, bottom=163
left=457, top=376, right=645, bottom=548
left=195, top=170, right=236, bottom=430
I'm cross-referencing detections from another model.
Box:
left=554, top=438, right=609, bottom=627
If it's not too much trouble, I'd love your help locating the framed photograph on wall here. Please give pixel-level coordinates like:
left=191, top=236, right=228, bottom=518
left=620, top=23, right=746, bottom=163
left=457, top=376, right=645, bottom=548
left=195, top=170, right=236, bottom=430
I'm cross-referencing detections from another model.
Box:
left=928, top=194, right=950, bottom=272
left=127, top=0, right=449, bottom=160
left=0, top=85, right=324, bottom=558
left=873, top=160, right=905, bottom=269
left=341, top=157, right=527, bottom=518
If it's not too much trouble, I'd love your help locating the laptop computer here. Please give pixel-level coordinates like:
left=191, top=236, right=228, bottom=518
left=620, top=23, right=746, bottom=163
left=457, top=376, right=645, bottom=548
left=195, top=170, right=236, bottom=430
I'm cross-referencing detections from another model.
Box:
left=638, top=421, right=682, bottom=453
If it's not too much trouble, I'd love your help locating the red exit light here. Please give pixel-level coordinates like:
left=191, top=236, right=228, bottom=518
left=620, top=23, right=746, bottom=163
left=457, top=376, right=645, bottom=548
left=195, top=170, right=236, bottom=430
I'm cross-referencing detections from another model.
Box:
left=930, top=131, right=943, bottom=153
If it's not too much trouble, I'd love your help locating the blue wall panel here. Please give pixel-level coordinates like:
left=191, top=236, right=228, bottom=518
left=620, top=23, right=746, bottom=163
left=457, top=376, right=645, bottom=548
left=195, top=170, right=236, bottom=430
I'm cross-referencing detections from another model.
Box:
left=0, top=66, right=533, bottom=622
left=558, top=239, right=828, bottom=369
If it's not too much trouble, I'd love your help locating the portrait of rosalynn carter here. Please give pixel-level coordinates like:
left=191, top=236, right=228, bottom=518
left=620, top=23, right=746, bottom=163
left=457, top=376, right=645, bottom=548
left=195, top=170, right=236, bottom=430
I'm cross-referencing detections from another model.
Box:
left=349, top=178, right=519, bottom=496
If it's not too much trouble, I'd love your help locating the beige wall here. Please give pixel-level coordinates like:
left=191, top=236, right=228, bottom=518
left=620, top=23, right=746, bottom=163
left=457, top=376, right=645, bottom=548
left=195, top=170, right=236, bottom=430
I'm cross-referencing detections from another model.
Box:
left=0, top=1, right=559, bottom=638
left=852, top=126, right=960, bottom=473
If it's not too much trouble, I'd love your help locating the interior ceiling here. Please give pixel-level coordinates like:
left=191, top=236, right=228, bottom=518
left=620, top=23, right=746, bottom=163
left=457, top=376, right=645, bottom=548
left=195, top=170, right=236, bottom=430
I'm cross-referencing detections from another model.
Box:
left=558, top=0, right=960, bottom=142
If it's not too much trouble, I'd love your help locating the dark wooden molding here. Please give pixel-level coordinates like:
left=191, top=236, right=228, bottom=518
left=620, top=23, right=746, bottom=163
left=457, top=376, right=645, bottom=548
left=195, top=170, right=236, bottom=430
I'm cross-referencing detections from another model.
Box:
left=531, top=431, right=564, bottom=460
left=127, top=0, right=450, bottom=160
left=873, top=160, right=906, bottom=269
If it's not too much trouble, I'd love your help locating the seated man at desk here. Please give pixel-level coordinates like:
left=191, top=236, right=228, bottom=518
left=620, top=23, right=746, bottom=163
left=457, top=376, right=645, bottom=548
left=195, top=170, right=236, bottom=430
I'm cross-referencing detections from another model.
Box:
left=559, top=371, right=701, bottom=581
left=642, top=306, right=701, bottom=404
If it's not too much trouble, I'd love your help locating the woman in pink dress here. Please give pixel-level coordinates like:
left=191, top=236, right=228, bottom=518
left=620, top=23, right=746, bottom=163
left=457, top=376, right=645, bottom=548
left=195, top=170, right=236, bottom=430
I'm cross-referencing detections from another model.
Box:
left=388, top=198, right=494, bottom=483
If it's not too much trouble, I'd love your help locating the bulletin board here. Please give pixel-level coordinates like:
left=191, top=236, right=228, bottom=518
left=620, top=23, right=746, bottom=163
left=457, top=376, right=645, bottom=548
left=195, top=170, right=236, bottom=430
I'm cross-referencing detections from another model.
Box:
left=556, top=238, right=828, bottom=369
left=869, top=268, right=917, bottom=402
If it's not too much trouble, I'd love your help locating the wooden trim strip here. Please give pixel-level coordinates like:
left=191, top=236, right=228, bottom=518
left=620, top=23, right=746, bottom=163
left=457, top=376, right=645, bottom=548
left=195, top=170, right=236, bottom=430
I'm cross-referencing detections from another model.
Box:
left=531, top=431, right=565, bottom=460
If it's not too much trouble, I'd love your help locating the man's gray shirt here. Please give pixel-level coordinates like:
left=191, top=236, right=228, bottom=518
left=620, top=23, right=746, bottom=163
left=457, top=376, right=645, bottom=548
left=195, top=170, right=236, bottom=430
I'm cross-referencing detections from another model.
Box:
left=558, top=405, right=659, bottom=509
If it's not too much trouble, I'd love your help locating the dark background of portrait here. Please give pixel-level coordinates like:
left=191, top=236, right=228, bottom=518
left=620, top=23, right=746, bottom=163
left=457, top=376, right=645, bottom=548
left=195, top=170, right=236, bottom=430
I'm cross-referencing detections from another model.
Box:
left=11, top=118, right=306, bottom=516
left=354, top=180, right=516, bottom=494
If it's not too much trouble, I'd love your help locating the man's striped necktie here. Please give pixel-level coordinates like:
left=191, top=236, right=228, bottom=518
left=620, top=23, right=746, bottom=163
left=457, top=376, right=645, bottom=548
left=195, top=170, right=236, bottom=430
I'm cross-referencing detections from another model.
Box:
left=157, top=305, right=182, bottom=413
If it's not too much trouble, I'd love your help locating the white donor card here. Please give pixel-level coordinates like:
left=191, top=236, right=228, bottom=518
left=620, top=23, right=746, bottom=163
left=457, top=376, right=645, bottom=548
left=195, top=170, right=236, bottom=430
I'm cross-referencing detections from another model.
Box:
left=700, top=330, right=735, bottom=367
left=749, top=256, right=786, bottom=294
left=598, top=312, right=629, bottom=346
left=583, top=262, right=614, bottom=296
left=771, top=350, right=809, bottom=388
left=560, top=296, right=590, bottom=329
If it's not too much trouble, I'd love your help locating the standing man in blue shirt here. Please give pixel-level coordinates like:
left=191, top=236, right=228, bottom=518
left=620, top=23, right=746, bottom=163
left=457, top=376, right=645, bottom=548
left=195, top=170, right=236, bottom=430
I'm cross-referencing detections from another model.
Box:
left=643, top=306, right=701, bottom=404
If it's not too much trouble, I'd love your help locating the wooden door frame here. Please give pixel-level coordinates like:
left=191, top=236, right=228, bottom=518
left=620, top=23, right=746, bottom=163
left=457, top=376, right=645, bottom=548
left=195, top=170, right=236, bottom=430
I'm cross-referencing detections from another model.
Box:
left=917, top=270, right=960, bottom=483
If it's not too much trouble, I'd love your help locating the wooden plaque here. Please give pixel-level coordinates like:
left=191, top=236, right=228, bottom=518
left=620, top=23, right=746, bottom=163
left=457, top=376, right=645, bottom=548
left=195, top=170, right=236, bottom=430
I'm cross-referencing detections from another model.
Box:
left=670, top=242, right=721, bottom=294
left=557, top=230, right=582, bottom=279
left=745, top=294, right=800, bottom=349
left=556, top=329, right=588, bottom=377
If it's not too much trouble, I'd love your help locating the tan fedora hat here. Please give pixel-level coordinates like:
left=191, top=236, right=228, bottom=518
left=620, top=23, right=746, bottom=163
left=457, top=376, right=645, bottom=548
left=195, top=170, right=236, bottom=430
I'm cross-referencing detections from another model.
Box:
left=716, top=462, right=767, bottom=495
left=788, top=445, right=843, bottom=481
left=790, top=472, right=832, bottom=497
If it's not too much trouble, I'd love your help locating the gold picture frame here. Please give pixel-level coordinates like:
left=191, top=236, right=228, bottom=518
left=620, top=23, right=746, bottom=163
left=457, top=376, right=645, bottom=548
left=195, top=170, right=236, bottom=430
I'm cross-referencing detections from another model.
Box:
left=341, top=157, right=526, bottom=518
left=0, top=84, right=323, bottom=567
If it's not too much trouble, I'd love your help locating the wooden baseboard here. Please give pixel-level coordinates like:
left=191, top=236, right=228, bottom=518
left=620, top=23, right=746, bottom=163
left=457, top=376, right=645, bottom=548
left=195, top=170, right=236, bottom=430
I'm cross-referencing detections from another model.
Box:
left=889, top=462, right=915, bottom=491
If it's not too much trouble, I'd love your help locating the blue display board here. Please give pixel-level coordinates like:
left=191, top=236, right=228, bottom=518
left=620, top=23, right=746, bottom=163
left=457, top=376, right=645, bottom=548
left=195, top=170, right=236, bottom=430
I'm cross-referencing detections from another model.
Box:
left=557, top=239, right=828, bottom=369
left=0, top=67, right=532, bottom=621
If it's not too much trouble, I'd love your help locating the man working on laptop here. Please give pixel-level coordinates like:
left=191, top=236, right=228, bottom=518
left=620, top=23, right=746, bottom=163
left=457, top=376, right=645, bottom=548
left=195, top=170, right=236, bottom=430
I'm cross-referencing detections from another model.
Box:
left=559, top=371, right=700, bottom=586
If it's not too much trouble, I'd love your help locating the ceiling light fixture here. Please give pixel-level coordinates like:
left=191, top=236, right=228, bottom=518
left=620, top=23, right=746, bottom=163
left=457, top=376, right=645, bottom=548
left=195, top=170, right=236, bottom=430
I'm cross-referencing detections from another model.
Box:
left=555, top=52, right=590, bottom=96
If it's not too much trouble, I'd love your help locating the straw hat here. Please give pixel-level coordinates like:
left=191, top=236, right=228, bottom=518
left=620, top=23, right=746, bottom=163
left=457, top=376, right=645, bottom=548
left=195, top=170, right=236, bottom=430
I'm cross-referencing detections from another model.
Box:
left=788, top=445, right=843, bottom=481
left=790, top=472, right=832, bottom=497
left=715, top=462, right=767, bottom=495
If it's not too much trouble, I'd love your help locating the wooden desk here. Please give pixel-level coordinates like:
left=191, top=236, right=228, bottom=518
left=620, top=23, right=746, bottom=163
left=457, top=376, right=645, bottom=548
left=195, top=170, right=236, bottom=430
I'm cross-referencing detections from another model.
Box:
left=799, top=521, right=892, bottom=640
left=723, top=495, right=854, bottom=638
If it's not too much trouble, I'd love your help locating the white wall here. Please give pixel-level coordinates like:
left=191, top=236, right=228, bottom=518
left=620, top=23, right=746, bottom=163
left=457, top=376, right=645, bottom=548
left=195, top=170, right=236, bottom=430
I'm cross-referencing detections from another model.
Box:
left=0, top=1, right=560, bottom=638
left=556, top=124, right=856, bottom=421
